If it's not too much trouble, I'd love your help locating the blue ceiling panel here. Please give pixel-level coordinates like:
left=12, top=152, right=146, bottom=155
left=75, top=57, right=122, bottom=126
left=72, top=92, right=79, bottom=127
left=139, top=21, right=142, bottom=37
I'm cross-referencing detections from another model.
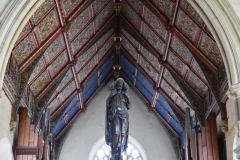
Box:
left=100, top=56, right=114, bottom=73
left=82, top=81, right=98, bottom=103
left=169, top=118, right=182, bottom=134
left=120, top=56, right=135, bottom=73
left=136, top=72, right=154, bottom=93
left=53, top=119, right=66, bottom=136
left=66, top=104, right=79, bottom=122
left=121, top=65, right=134, bottom=83
left=64, top=95, right=79, bottom=113
left=155, top=103, right=169, bottom=120
left=157, top=94, right=171, bottom=111
left=135, top=80, right=153, bottom=102
left=83, top=73, right=98, bottom=93
left=172, top=114, right=179, bottom=122
left=100, top=64, right=113, bottom=83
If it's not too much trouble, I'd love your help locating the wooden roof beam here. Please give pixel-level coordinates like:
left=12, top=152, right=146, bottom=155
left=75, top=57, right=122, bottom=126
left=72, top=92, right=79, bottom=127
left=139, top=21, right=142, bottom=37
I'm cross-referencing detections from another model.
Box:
left=141, top=0, right=218, bottom=73
left=121, top=15, right=162, bottom=60
left=74, top=13, right=115, bottom=59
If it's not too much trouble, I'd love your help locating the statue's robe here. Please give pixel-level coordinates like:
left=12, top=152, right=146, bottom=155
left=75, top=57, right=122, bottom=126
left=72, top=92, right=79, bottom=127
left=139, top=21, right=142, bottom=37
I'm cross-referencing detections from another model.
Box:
left=105, top=92, right=130, bottom=159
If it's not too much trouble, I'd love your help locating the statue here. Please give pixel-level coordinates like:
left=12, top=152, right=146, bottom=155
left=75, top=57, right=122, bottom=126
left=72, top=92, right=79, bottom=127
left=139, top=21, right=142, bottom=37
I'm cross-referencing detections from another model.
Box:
left=105, top=78, right=131, bottom=160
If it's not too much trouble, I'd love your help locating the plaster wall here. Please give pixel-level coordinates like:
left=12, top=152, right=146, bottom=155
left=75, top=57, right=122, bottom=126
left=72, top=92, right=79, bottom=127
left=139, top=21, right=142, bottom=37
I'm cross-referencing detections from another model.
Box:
left=0, top=91, right=13, bottom=144
left=0, top=91, right=13, bottom=160
left=59, top=84, right=177, bottom=160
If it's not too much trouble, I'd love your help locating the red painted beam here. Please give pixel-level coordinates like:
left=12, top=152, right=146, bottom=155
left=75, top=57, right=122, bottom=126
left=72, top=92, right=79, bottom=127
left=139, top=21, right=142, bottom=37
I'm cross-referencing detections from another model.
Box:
left=66, top=0, right=93, bottom=22
left=167, top=47, right=209, bottom=87
left=122, top=2, right=166, bottom=44
left=121, top=71, right=149, bottom=105
left=121, top=15, right=162, bottom=59
left=165, top=63, right=203, bottom=101
left=115, top=14, right=121, bottom=37
left=81, top=47, right=114, bottom=86
left=74, top=13, right=115, bottom=58
left=121, top=48, right=155, bottom=85
left=140, top=0, right=218, bottom=72
left=51, top=90, right=78, bottom=118
left=19, top=27, right=62, bottom=73
left=172, top=30, right=217, bottom=72
left=19, top=0, right=110, bottom=73
left=121, top=42, right=159, bottom=72
left=55, top=72, right=113, bottom=138
left=159, top=89, right=185, bottom=116
left=153, top=108, right=179, bottom=137
left=55, top=0, right=65, bottom=25
left=162, top=77, right=191, bottom=107
left=139, top=0, right=168, bottom=24
left=85, top=71, right=113, bottom=106
left=122, top=40, right=205, bottom=101
left=195, top=23, right=205, bottom=48
left=35, top=62, right=70, bottom=100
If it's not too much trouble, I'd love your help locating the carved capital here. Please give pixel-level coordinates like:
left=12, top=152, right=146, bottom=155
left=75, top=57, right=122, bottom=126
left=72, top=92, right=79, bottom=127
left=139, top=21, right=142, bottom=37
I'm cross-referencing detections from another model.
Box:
left=220, top=120, right=228, bottom=133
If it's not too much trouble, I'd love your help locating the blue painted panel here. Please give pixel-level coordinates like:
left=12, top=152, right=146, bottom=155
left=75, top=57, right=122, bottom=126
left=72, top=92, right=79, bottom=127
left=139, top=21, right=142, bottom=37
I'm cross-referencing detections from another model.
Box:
left=83, top=73, right=98, bottom=93
left=135, top=80, right=153, bottom=102
left=169, top=118, right=177, bottom=129
left=168, top=118, right=183, bottom=134
left=120, top=56, right=135, bottom=73
left=83, top=81, right=98, bottom=103
left=100, top=65, right=112, bottom=83
left=53, top=119, right=66, bottom=136
left=121, top=66, right=134, bottom=83
left=66, top=104, right=79, bottom=121
left=172, top=113, right=179, bottom=122
left=157, top=94, right=171, bottom=111
left=136, top=72, right=154, bottom=93
left=100, top=56, right=113, bottom=73
left=155, top=103, right=168, bottom=120
left=175, top=123, right=183, bottom=134
left=64, top=96, right=78, bottom=113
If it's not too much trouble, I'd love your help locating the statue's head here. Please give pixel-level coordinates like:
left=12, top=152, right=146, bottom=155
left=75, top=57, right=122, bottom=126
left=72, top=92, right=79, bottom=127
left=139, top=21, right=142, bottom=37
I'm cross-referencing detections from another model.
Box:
left=116, top=78, right=124, bottom=92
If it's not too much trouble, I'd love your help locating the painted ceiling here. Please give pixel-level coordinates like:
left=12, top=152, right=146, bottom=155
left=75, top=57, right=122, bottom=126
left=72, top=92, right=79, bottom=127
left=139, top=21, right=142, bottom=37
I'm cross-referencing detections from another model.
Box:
left=4, top=0, right=228, bottom=157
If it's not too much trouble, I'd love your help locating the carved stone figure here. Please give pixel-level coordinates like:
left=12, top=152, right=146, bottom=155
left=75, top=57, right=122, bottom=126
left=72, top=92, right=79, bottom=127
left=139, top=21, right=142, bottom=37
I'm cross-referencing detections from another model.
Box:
left=105, top=78, right=130, bottom=160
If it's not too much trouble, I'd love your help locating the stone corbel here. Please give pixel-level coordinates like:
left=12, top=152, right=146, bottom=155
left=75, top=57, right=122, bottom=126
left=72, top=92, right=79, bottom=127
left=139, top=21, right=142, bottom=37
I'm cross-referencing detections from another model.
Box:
left=220, top=120, right=228, bottom=133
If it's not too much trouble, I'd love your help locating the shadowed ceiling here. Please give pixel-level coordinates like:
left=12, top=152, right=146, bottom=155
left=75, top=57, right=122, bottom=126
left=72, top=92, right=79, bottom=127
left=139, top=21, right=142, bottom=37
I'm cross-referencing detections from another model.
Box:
left=3, top=0, right=228, bottom=158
